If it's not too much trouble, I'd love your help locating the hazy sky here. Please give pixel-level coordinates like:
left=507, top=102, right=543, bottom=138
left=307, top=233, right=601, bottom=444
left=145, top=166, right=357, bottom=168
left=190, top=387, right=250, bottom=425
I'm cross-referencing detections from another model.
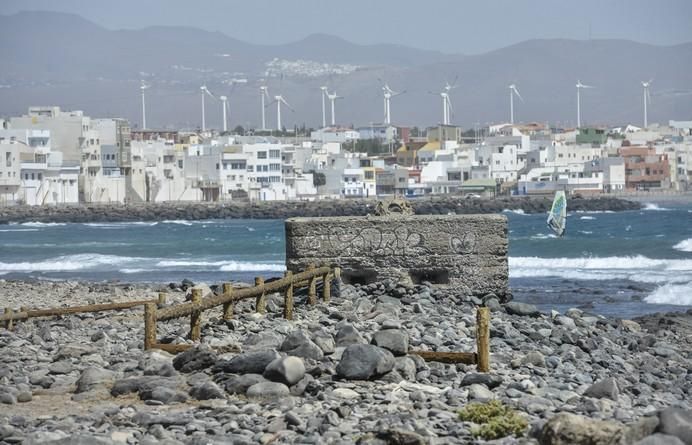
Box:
left=2, top=0, right=691, bottom=53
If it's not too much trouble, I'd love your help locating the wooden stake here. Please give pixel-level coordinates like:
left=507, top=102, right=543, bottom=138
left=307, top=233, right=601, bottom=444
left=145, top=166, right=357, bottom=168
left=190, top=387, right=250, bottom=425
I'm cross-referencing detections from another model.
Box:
left=157, top=292, right=167, bottom=306
left=222, top=283, right=234, bottom=320
left=322, top=272, right=331, bottom=302
left=190, top=288, right=202, bottom=341
left=410, top=350, right=477, bottom=365
left=307, top=265, right=317, bottom=305
left=144, top=303, right=157, bottom=350
left=283, top=271, right=294, bottom=320
left=476, top=307, right=490, bottom=372
left=4, top=308, right=12, bottom=330
left=255, top=277, right=266, bottom=314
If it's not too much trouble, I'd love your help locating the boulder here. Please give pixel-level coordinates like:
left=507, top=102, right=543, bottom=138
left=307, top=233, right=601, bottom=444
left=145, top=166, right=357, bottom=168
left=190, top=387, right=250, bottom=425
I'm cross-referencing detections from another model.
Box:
left=263, top=356, right=306, bottom=386
left=221, top=374, right=267, bottom=395
left=633, top=434, right=685, bottom=445
left=539, top=413, right=626, bottom=445
left=658, top=408, right=692, bottom=445
left=336, top=344, right=395, bottom=380
left=246, top=382, right=290, bottom=399
left=371, top=329, right=409, bottom=356
left=213, top=350, right=280, bottom=375
left=75, top=367, right=116, bottom=394
left=172, top=345, right=217, bottom=373
left=504, top=302, right=541, bottom=317
left=584, top=378, right=619, bottom=400
left=335, top=324, right=366, bottom=347
left=189, top=381, right=225, bottom=400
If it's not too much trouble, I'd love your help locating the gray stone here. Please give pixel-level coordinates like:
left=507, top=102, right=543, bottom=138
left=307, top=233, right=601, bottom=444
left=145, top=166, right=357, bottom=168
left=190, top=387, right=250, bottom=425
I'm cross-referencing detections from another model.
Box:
left=0, top=392, right=16, bottom=405
left=539, top=413, right=627, bottom=445
left=335, top=324, right=365, bottom=347
left=243, top=331, right=284, bottom=351
left=214, top=350, right=280, bottom=375
left=371, top=329, right=409, bottom=356
left=633, top=434, right=685, bottom=445
left=505, top=301, right=541, bottom=317
left=311, top=329, right=335, bottom=355
left=16, top=390, right=32, bottom=402
left=658, top=407, right=692, bottom=445
left=468, top=384, right=494, bottom=402
left=172, top=345, right=217, bottom=373
left=584, top=378, right=619, bottom=400
left=460, top=373, right=503, bottom=389
left=393, top=357, right=417, bottom=381
left=263, top=356, right=306, bottom=386
left=48, top=360, right=74, bottom=375
left=75, top=367, right=116, bottom=393
left=246, top=382, right=290, bottom=399
left=335, top=344, right=395, bottom=380
left=222, top=374, right=267, bottom=395
left=522, top=351, right=546, bottom=367
left=189, top=381, right=225, bottom=400
left=140, top=386, right=188, bottom=404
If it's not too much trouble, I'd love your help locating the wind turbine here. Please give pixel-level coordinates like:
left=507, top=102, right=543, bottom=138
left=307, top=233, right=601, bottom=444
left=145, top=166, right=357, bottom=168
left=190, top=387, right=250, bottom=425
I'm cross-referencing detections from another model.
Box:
left=200, top=85, right=216, bottom=131
left=269, top=94, right=294, bottom=131
left=576, top=80, right=594, bottom=128
left=259, top=85, right=269, bottom=130
left=140, top=81, right=149, bottom=130
left=320, top=86, right=328, bottom=128
left=327, top=90, right=343, bottom=126
left=641, top=79, right=653, bottom=128
left=508, top=84, right=523, bottom=125
left=220, top=96, right=228, bottom=132
left=381, top=81, right=405, bottom=125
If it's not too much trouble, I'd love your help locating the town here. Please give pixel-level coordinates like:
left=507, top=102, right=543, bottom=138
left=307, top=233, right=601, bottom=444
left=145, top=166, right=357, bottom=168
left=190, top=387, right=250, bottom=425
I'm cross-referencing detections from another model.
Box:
left=0, top=103, right=690, bottom=206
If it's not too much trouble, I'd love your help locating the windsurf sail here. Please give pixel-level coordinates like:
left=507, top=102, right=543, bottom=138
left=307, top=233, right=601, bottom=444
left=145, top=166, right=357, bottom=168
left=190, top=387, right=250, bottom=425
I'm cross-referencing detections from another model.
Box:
left=547, top=191, right=567, bottom=237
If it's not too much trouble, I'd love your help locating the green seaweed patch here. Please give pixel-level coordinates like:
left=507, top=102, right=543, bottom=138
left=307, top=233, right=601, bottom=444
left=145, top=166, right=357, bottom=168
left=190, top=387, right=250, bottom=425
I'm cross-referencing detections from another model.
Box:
left=458, top=400, right=528, bottom=440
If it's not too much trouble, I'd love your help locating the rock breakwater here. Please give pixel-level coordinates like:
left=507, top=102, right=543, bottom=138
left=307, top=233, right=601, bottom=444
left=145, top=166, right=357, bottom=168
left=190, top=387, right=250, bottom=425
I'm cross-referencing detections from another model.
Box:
left=0, top=196, right=640, bottom=224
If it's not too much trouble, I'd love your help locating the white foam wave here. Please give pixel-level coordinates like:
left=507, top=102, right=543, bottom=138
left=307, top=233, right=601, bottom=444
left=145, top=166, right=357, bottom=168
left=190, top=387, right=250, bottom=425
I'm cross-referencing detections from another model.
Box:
left=574, top=210, right=614, bottom=214
left=579, top=216, right=596, bottom=220
left=645, top=282, right=692, bottom=305
left=0, top=254, right=137, bottom=272
left=578, top=230, right=593, bottom=234
left=21, top=222, right=66, bottom=227
left=510, top=255, right=692, bottom=284
left=530, top=233, right=557, bottom=240
left=120, top=268, right=149, bottom=274
left=84, top=221, right=158, bottom=228
left=673, top=239, right=692, bottom=252
left=642, top=203, right=671, bottom=211
left=0, top=228, right=40, bottom=232
left=162, top=220, right=193, bottom=226
left=502, top=209, right=526, bottom=215
left=156, top=259, right=285, bottom=272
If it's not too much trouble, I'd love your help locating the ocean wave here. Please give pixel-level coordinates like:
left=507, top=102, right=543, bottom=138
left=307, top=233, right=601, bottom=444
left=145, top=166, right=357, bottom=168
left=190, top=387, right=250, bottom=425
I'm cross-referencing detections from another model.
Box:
left=156, top=259, right=285, bottom=272
left=0, top=228, right=40, bottom=232
left=642, top=203, right=671, bottom=211
left=579, top=216, right=596, bottom=220
left=502, top=209, right=526, bottom=215
left=0, top=253, right=137, bottom=272
left=162, top=220, right=193, bottom=226
left=578, top=230, right=593, bottom=234
left=574, top=210, right=614, bottom=214
left=84, top=221, right=158, bottom=228
left=645, top=282, right=692, bottom=306
left=673, top=239, right=692, bottom=252
left=530, top=233, right=557, bottom=240
left=21, top=222, right=66, bottom=227
left=509, top=255, right=692, bottom=283
left=120, top=268, right=150, bottom=274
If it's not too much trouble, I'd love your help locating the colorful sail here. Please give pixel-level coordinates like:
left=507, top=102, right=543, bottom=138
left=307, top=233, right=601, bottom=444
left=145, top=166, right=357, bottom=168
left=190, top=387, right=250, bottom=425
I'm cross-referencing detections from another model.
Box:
left=547, top=191, right=567, bottom=237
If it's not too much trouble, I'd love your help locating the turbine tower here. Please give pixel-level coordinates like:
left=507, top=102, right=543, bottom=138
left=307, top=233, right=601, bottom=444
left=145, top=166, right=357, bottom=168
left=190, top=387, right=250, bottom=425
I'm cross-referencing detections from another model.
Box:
left=259, top=85, right=269, bottom=131
left=327, top=90, right=343, bottom=126
left=381, top=82, right=404, bottom=125
left=200, top=85, right=215, bottom=131
left=508, top=84, right=523, bottom=125
left=140, top=81, right=149, bottom=130
left=641, top=79, right=653, bottom=128
left=270, top=95, right=294, bottom=131
left=320, top=86, right=328, bottom=128
left=220, top=96, right=228, bottom=132
left=576, top=80, right=594, bottom=128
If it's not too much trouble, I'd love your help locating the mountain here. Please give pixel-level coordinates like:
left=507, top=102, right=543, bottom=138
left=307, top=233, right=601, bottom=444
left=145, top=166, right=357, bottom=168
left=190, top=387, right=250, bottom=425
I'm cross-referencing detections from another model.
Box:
left=0, top=11, right=690, bottom=129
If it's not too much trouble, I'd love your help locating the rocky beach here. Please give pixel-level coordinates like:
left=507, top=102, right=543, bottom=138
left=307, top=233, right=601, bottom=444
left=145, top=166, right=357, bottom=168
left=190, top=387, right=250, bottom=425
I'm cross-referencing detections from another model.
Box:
left=0, top=196, right=641, bottom=224
left=0, top=279, right=691, bottom=444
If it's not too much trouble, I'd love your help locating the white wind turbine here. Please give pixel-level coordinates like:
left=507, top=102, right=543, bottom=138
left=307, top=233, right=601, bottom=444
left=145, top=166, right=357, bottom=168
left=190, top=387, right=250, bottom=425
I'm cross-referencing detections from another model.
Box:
left=219, top=96, right=228, bottom=132
left=140, top=80, right=149, bottom=130
left=320, top=86, right=328, bottom=128
left=381, top=82, right=405, bottom=125
left=269, top=94, right=294, bottom=131
left=259, top=85, right=270, bottom=130
left=641, top=79, right=653, bottom=128
left=327, top=90, right=343, bottom=126
left=200, top=85, right=216, bottom=131
left=576, top=80, right=594, bottom=128
left=508, top=84, right=523, bottom=125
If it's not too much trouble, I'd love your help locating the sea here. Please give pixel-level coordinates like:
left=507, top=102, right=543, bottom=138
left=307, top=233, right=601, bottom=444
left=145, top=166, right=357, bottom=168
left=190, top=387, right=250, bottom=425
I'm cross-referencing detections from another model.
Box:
left=0, top=203, right=690, bottom=319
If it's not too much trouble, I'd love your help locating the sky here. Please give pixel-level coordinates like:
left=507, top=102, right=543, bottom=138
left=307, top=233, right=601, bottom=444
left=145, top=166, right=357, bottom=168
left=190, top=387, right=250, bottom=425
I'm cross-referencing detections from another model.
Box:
left=2, top=0, right=691, bottom=54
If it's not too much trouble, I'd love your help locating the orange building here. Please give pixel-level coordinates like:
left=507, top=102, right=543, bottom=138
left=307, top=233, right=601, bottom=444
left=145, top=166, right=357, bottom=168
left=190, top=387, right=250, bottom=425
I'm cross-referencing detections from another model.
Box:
left=618, top=146, right=670, bottom=190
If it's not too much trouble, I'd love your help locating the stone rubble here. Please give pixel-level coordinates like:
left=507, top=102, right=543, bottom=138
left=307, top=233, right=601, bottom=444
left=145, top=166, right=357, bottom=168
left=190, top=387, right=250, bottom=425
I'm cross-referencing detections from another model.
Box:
left=0, top=278, right=690, bottom=444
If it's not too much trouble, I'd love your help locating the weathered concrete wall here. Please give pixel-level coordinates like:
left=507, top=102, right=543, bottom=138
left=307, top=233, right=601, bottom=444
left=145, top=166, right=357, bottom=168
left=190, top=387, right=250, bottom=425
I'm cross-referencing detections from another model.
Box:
left=285, top=214, right=508, bottom=301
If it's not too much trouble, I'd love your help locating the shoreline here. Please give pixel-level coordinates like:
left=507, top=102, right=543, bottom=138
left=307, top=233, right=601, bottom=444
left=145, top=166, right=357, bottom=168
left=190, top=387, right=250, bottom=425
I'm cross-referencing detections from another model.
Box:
left=0, top=195, right=642, bottom=224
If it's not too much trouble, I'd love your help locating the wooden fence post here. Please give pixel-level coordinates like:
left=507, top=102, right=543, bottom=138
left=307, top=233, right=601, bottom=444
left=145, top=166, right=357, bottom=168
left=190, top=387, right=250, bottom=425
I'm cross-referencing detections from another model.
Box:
left=255, top=277, right=266, bottom=314
left=190, top=288, right=202, bottom=341
left=283, top=271, right=294, bottom=320
left=144, top=303, right=157, bottom=350
left=222, top=283, right=234, bottom=320
left=307, top=265, right=317, bottom=305
left=476, top=307, right=490, bottom=372
left=157, top=292, right=167, bottom=306
left=322, top=272, right=331, bottom=302
left=4, top=308, right=12, bottom=331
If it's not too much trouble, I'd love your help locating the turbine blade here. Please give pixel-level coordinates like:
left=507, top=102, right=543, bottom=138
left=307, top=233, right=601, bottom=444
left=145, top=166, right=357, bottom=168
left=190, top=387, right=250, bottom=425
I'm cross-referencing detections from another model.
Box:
left=514, top=87, right=523, bottom=102
left=446, top=96, right=454, bottom=114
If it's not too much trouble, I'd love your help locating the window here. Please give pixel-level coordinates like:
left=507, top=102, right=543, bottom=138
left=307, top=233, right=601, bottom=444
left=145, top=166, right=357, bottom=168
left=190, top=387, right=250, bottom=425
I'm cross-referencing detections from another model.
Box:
left=257, top=151, right=267, bottom=159
left=269, top=163, right=280, bottom=171
left=178, top=160, right=183, bottom=169
left=230, top=161, right=246, bottom=170
left=216, top=163, right=220, bottom=170
left=364, top=171, right=374, bottom=180
left=269, top=149, right=280, bottom=158
left=247, top=165, right=254, bottom=172
left=38, top=173, right=42, bottom=180
left=5, top=152, right=11, bottom=167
